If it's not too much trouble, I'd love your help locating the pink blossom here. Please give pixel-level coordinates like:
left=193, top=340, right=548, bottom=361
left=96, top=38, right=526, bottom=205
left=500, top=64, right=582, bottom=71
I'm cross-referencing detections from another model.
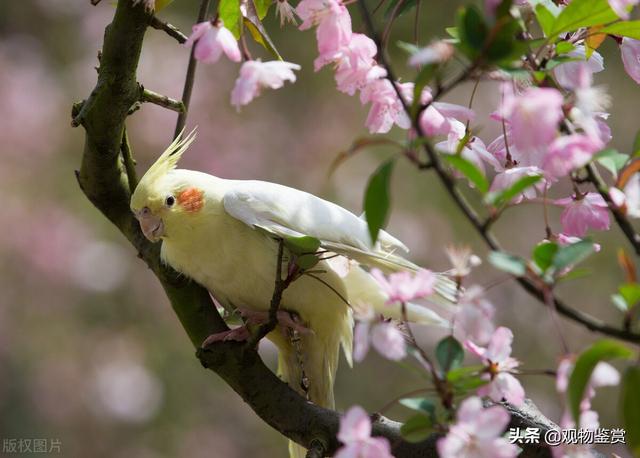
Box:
left=610, top=173, right=640, bottom=218
left=408, top=41, right=454, bottom=67
left=543, top=134, right=603, bottom=179
left=453, top=286, right=495, bottom=346
left=565, top=64, right=611, bottom=142
left=553, top=46, right=604, bottom=90
left=419, top=99, right=475, bottom=137
left=297, top=0, right=352, bottom=63
left=230, top=60, right=301, bottom=109
left=609, top=0, right=639, bottom=18
left=336, top=406, right=393, bottom=458
left=437, top=397, right=518, bottom=458
left=326, top=33, right=381, bottom=93
left=371, top=321, right=407, bottom=361
left=553, top=356, right=619, bottom=458
left=489, top=166, right=544, bottom=203
left=445, top=245, right=482, bottom=278
left=184, top=21, right=241, bottom=63
left=370, top=268, right=437, bottom=304
left=556, top=193, right=610, bottom=237
left=465, top=327, right=525, bottom=406
left=500, top=86, right=564, bottom=158
left=360, top=79, right=410, bottom=133
left=621, top=38, right=640, bottom=84
left=436, top=122, right=502, bottom=179
left=556, top=356, right=620, bottom=410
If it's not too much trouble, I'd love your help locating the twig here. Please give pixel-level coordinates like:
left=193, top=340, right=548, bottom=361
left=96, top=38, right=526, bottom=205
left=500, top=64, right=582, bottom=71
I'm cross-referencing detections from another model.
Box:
left=356, top=0, right=640, bottom=345
left=121, top=126, right=138, bottom=194
left=247, top=240, right=292, bottom=347
left=141, top=87, right=186, bottom=112
left=401, top=303, right=453, bottom=410
left=585, top=163, right=640, bottom=256
left=174, top=0, right=212, bottom=138
left=149, top=15, right=188, bottom=43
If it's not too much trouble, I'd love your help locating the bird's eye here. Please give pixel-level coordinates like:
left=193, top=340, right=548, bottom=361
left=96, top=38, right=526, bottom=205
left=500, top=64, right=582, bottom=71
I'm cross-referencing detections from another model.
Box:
left=165, top=195, right=175, bottom=207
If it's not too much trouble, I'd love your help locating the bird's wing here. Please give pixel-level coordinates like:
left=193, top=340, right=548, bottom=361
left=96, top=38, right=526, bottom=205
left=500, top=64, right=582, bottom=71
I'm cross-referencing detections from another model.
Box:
left=222, top=180, right=416, bottom=271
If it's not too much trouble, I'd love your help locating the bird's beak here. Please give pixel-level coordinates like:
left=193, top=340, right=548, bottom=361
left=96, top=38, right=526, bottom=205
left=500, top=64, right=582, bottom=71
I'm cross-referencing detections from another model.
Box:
left=136, top=209, right=165, bottom=243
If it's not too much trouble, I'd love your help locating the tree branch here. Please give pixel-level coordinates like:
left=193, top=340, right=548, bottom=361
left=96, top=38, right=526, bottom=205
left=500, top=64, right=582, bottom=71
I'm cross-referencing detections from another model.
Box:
left=73, top=1, right=590, bottom=457
left=140, top=87, right=186, bottom=112
left=149, top=15, right=188, bottom=43
left=174, top=0, right=211, bottom=137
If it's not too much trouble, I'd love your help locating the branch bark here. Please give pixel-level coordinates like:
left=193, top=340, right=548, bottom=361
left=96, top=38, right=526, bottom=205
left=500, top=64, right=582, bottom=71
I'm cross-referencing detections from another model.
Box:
left=73, top=1, right=579, bottom=456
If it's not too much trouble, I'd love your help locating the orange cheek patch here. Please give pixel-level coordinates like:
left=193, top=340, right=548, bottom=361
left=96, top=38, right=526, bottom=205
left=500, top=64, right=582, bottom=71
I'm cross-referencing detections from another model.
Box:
left=177, top=187, right=205, bottom=212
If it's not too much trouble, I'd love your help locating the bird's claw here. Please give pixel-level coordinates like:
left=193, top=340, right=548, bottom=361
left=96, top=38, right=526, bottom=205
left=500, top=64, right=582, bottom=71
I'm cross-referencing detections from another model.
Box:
left=201, top=326, right=251, bottom=348
left=201, top=308, right=313, bottom=348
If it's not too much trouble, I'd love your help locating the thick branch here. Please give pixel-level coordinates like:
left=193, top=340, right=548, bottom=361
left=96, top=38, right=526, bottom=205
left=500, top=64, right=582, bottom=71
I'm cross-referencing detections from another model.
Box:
left=74, top=1, right=584, bottom=457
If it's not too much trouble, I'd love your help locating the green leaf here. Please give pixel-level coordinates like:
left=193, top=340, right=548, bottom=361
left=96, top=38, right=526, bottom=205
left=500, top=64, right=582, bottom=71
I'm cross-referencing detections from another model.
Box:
left=488, top=251, right=527, bottom=276
left=400, top=414, right=433, bottom=443
left=445, top=27, right=459, bottom=39
left=442, top=154, right=489, bottom=194
left=620, top=366, right=640, bottom=455
left=601, top=20, right=640, bottom=39
left=544, top=55, right=580, bottom=70
left=533, top=241, right=559, bottom=272
left=486, top=18, right=526, bottom=64
left=243, top=0, right=283, bottom=59
left=295, top=253, right=320, bottom=270
left=555, top=40, right=575, bottom=54
left=456, top=5, right=489, bottom=58
left=436, top=336, right=465, bottom=374
left=619, top=283, right=640, bottom=308
left=549, top=0, right=617, bottom=38
left=364, top=160, right=395, bottom=245
left=283, top=235, right=321, bottom=255
left=254, top=0, right=272, bottom=19
left=595, top=148, right=629, bottom=177
left=219, top=0, right=242, bottom=38
left=399, top=397, right=436, bottom=417
left=552, top=240, right=595, bottom=272
left=447, top=365, right=484, bottom=382
left=485, top=174, right=542, bottom=207
left=568, top=340, right=634, bottom=422
left=451, top=375, right=489, bottom=391
left=557, top=267, right=591, bottom=282
left=535, top=4, right=555, bottom=36
left=411, top=64, right=437, bottom=119
left=397, top=41, right=420, bottom=55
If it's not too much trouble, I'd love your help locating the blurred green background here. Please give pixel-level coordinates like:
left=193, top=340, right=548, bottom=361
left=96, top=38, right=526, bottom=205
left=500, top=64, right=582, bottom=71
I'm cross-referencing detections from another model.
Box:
left=0, top=0, right=638, bottom=456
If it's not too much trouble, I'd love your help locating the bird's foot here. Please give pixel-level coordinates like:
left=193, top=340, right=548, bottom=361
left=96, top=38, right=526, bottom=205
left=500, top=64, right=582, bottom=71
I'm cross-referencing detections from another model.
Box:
left=201, top=308, right=313, bottom=348
left=237, top=307, right=313, bottom=335
left=201, top=326, right=251, bottom=348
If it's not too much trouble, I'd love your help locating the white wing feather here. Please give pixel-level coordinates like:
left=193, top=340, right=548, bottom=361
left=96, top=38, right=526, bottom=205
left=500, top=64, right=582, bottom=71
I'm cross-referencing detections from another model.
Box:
left=222, top=180, right=458, bottom=302
left=223, top=180, right=408, bottom=257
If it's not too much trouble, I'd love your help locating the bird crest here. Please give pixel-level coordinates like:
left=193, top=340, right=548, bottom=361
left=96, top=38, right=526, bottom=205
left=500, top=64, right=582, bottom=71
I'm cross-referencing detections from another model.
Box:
left=139, top=127, right=197, bottom=186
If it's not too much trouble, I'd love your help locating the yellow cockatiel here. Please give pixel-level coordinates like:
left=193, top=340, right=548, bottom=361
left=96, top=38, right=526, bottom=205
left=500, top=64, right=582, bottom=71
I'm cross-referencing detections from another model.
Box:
left=130, top=131, right=454, bottom=457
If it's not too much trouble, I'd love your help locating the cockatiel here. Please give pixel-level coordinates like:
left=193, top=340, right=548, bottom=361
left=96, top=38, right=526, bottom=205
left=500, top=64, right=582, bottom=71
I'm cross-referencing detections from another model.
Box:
left=130, top=131, right=455, bottom=457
